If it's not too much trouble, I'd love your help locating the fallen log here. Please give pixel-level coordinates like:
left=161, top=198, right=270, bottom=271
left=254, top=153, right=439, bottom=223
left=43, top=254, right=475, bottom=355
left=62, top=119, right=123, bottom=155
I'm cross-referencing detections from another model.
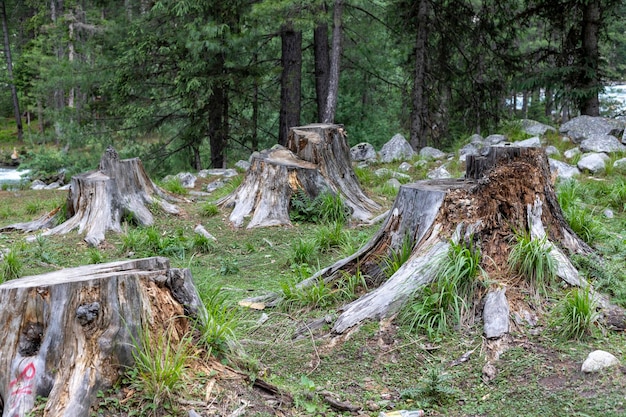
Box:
left=0, top=257, right=203, bottom=417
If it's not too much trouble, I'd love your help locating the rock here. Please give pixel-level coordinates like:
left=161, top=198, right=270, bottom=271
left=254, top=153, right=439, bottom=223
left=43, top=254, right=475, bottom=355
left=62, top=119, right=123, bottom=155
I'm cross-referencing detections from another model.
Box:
left=426, top=165, right=452, bottom=179
left=545, top=145, right=560, bottom=156
left=206, top=179, right=227, bottom=193
left=374, top=168, right=411, bottom=181
left=613, top=157, right=626, bottom=172
left=459, top=142, right=481, bottom=161
left=176, top=172, right=197, bottom=188
left=351, top=142, right=377, bottom=162
left=559, top=115, right=625, bottom=143
left=484, top=134, right=507, bottom=145
left=603, top=209, right=614, bottom=219
left=581, top=350, right=619, bottom=373
left=188, top=410, right=202, bottom=417
left=379, top=134, right=415, bottom=163
left=577, top=153, right=609, bottom=174
left=563, top=147, right=581, bottom=160
left=386, top=178, right=402, bottom=190
left=235, top=160, right=251, bottom=171
left=549, top=159, right=580, bottom=180
left=414, top=159, right=428, bottom=169
left=44, top=181, right=62, bottom=190
left=398, top=162, right=412, bottom=172
left=419, top=146, right=446, bottom=160
left=483, top=287, right=509, bottom=339
left=30, top=179, right=47, bottom=190
left=513, top=136, right=542, bottom=148
left=580, top=134, right=626, bottom=153
left=468, top=133, right=484, bottom=144
left=198, top=168, right=239, bottom=178
left=520, top=119, right=557, bottom=136
left=194, top=224, right=217, bottom=241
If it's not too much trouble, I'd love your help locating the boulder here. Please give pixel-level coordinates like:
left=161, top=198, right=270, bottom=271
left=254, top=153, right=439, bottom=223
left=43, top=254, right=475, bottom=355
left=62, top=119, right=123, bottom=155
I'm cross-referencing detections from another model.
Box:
left=613, top=157, right=626, bottom=172
left=29, top=180, right=47, bottom=190
left=385, top=178, right=402, bottom=190
left=549, top=159, right=580, bottom=180
left=235, top=160, right=251, bottom=171
left=350, top=142, right=377, bottom=162
left=44, top=181, right=62, bottom=190
left=484, top=134, right=507, bottom=145
left=559, top=115, right=625, bottom=143
left=483, top=287, right=510, bottom=339
left=198, top=168, right=239, bottom=178
left=398, top=162, right=412, bottom=172
left=426, top=165, right=452, bottom=179
left=379, top=134, right=415, bottom=163
left=206, top=179, right=227, bottom=193
left=579, top=134, right=626, bottom=153
left=419, top=146, right=446, bottom=160
left=512, top=136, right=542, bottom=148
left=581, top=350, right=620, bottom=373
left=577, top=153, right=609, bottom=174
left=459, top=142, right=481, bottom=161
left=545, top=145, right=560, bottom=156
left=176, top=172, right=197, bottom=188
left=520, top=119, right=557, bottom=136
left=563, top=148, right=581, bottom=160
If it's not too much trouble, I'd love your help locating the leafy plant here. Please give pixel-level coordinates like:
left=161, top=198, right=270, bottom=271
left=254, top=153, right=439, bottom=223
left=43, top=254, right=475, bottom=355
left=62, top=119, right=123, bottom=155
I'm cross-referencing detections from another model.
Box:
left=508, top=231, right=556, bottom=296
left=88, top=248, right=104, bottom=264
left=550, top=286, right=599, bottom=340
left=290, top=238, right=319, bottom=265
left=290, top=189, right=350, bottom=224
left=315, top=222, right=349, bottom=252
left=159, top=177, right=188, bottom=196
left=200, top=202, right=219, bottom=217
left=400, top=365, right=458, bottom=407
left=218, top=257, right=239, bottom=275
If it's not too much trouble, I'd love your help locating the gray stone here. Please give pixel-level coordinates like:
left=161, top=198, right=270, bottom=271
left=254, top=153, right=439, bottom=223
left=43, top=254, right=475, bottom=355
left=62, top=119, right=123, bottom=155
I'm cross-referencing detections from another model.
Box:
left=414, top=160, right=428, bottom=169
left=419, top=146, right=446, bottom=160
left=374, top=168, right=411, bottom=181
left=559, top=115, right=625, bottom=143
left=577, top=153, right=609, bottom=174
left=426, top=165, right=452, bottom=179
left=198, top=168, right=238, bottom=178
left=484, top=134, right=507, bottom=145
left=30, top=179, right=47, bottom=190
left=580, top=134, right=626, bottom=153
left=379, top=134, right=415, bottom=163
left=468, top=133, right=484, bottom=144
left=520, top=119, right=557, bottom=136
left=545, top=145, right=560, bottom=156
left=235, top=160, right=251, bottom=171
left=613, top=157, right=626, bottom=172
left=563, top=147, right=581, bottom=160
left=549, top=159, right=580, bottom=180
left=386, top=178, right=402, bottom=190
left=58, top=184, right=71, bottom=191
left=44, top=181, right=62, bottom=190
left=483, top=288, right=509, bottom=339
left=398, top=162, right=412, bottom=172
left=175, top=172, right=197, bottom=188
left=194, top=224, right=217, bottom=241
left=206, top=179, right=227, bottom=193
left=603, top=209, right=614, bottom=219
left=350, top=142, right=377, bottom=162
left=581, top=350, right=619, bottom=373
left=513, top=136, right=542, bottom=148
left=458, top=143, right=481, bottom=161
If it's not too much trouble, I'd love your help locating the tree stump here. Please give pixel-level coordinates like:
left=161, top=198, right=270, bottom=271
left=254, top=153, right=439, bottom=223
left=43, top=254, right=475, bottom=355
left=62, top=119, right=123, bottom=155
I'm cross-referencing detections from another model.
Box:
left=0, top=147, right=184, bottom=246
left=0, top=257, right=203, bottom=417
left=245, top=147, right=606, bottom=335
left=218, top=124, right=380, bottom=228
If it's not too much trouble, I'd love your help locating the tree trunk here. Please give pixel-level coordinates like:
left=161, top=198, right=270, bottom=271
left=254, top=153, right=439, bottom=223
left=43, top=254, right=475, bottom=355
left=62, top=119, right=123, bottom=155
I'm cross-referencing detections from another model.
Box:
left=314, top=18, right=330, bottom=122
left=208, top=57, right=227, bottom=169
left=579, top=0, right=600, bottom=116
left=278, top=24, right=302, bottom=146
left=218, top=124, right=381, bottom=228
left=1, top=0, right=23, bottom=140
left=0, top=257, right=203, bottom=417
left=409, top=0, right=429, bottom=151
left=244, top=147, right=603, bottom=337
left=321, top=0, right=343, bottom=124
left=0, top=147, right=183, bottom=246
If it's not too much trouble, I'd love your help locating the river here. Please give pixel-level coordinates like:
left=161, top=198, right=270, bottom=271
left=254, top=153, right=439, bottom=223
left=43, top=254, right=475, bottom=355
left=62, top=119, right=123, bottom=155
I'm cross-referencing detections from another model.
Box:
left=0, top=167, right=29, bottom=187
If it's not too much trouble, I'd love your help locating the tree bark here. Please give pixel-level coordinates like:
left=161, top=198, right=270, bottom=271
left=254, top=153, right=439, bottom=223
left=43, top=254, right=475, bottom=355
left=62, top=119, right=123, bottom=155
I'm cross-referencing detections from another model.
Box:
left=278, top=24, right=302, bottom=146
left=208, top=56, right=227, bottom=169
left=0, top=257, right=203, bottom=417
left=1, top=0, right=23, bottom=140
left=579, top=0, right=600, bottom=116
left=409, top=0, right=429, bottom=151
left=0, top=147, right=183, bottom=246
left=322, top=0, right=343, bottom=124
left=314, top=18, right=330, bottom=122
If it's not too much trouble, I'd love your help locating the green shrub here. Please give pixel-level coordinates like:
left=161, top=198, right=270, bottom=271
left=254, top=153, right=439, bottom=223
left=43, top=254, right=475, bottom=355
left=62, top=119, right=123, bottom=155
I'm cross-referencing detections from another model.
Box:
left=290, top=189, right=350, bottom=224
left=550, top=286, right=599, bottom=340
left=400, top=366, right=458, bottom=407
left=508, top=231, right=556, bottom=296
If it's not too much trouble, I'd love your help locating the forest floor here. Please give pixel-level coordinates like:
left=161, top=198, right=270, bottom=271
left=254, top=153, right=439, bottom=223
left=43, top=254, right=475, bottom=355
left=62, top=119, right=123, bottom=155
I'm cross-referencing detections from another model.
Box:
left=1, top=140, right=626, bottom=416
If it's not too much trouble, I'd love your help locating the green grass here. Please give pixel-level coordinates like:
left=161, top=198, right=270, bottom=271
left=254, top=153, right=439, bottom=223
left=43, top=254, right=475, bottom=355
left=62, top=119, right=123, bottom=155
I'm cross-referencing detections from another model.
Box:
left=159, top=177, right=189, bottom=196
left=550, top=286, right=599, bottom=340
left=508, top=231, right=557, bottom=296
left=199, top=202, right=220, bottom=217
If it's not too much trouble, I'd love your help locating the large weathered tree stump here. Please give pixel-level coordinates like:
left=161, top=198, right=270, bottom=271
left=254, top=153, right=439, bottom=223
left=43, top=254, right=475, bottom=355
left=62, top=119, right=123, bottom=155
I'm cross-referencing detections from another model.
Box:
left=0, top=257, right=203, bottom=417
left=0, top=147, right=184, bottom=246
left=219, top=124, right=380, bottom=228
left=246, top=147, right=609, bottom=336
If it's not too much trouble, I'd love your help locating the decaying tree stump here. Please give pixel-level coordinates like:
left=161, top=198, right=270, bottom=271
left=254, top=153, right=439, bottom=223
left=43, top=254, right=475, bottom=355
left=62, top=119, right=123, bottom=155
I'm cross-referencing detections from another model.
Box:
left=0, top=257, right=203, bottom=417
left=218, top=124, right=380, bottom=228
left=0, top=147, right=184, bottom=246
left=246, top=147, right=611, bottom=336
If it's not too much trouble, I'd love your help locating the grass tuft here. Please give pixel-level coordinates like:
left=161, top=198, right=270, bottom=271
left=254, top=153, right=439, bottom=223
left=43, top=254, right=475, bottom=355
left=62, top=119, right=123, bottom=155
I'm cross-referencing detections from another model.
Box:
left=550, top=286, right=599, bottom=340
left=508, top=231, right=556, bottom=296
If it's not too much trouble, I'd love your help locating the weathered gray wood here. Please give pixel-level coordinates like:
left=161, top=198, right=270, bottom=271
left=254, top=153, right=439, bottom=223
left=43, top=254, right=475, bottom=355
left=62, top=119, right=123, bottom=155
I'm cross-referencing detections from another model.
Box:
left=0, top=257, right=203, bottom=417
left=0, top=148, right=183, bottom=246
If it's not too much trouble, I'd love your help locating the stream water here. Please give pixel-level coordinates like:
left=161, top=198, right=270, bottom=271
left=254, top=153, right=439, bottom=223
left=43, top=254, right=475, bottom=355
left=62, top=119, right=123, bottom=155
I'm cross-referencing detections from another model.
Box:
left=0, top=167, right=29, bottom=186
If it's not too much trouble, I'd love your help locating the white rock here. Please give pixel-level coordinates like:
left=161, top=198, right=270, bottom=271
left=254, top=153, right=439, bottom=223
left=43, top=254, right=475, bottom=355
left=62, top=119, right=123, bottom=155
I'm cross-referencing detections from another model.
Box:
left=235, top=160, right=251, bottom=171
left=549, top=159, right=580, bottom=180
left=483, top=288, right=509, bottom=339
left=30, top=179, right=47, bottom=190
left=386, top=178, right=401, bottom=190
left=398, top=162, right=412, bottom=172
left=577, top=153, right=608, bottom=174
left=613, top=157, right=626, bottom=172
left=419, top=146, right=446, bottom=160
left=581, top=350, right=619, bottom=373
left=379, top=134, right=415, bottom=163
left=564, top=147, right=581, bottom=160
left=427, top=165, right=452, bottom=179
left=194, top=224, right=217, bottom=241
left=513, top=136, right=542, bottom=147
left=350, top=142, right=377, bottom=162
left=545, top=145, right=560, bottom=156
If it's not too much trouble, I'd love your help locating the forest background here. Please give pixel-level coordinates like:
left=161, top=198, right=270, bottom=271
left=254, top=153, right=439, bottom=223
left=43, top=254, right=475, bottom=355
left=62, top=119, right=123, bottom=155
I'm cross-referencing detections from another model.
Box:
left=1, top=0, right=626, bottom=179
